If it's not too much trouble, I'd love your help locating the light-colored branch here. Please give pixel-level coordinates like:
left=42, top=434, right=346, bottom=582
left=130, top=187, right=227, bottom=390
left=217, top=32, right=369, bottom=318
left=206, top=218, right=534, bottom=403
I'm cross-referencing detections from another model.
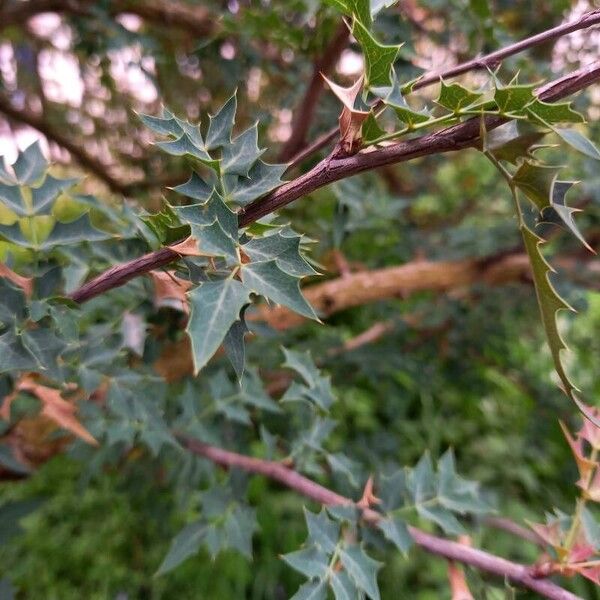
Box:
left=67, top=61, right=600, bottom=304
left=183, top=437, right=582, bottom=600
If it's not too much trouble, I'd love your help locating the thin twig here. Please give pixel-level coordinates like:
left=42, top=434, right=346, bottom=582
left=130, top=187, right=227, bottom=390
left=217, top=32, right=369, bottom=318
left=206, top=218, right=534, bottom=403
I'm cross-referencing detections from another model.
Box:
left=183, top=437, right=582, bottom=600
left=68, top=60, right=600, bottom=304
left=287, top=9, right=600, bottom=166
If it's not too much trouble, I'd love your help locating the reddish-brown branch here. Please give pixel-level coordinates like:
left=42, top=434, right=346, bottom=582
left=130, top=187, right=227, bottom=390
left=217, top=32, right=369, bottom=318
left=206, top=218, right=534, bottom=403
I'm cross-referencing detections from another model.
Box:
left=67, top=61, right=600, bottom=305
left=183, top=437, right=581, bottom=600
left=278, top=23, right=350, bottom=162
left=287, top=9, right=600, bottom=165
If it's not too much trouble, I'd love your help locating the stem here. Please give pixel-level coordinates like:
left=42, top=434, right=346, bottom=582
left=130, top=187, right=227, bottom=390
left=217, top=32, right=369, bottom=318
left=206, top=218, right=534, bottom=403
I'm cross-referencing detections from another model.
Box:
left=182, top=436, right=583, bottom=600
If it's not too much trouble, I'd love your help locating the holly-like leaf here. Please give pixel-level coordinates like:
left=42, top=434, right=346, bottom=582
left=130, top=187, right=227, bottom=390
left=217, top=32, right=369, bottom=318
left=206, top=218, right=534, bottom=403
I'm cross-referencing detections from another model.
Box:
left=512, top=160, right=562, bottom=211
left=527, top=99, right=584, bottom=125
left=483, top=121, right=546, bottom=164
left=241, top=260, right=317, bottom=320
left=230, top=160, right=287, bottom=206
left=325, top=0, right=371, bottom=26
left=549, top=181, right=594, bottom=252
left=372, top=77, right=430, bottom=126
left=339, top=545, right=382, bottom=600
left=222, top=124, right=264, bottom=176
left=352, top=18, right=402, bottom=88
left=555, top=128, right=600, bottom=161
left=156, top=521, right=206, bottom=576
left=206, top=92, right=237, bottom=150
left=169, top=172, right=213, bottom=203
left=436, top=81, right=482, bottom=112
left=282, top=546, right=330, bottom=579
left=282, top=348, right=335, bottom=410
left=520, top=224, right=575, bottom=398
left=223, top=312, right=248, bottom=379
left=376, top=516, right=413, bottom=554
left=305, top=508, right=340, bottom=554
left=11, top=142, right=46, bottom=185
left=243, top=230, right=317, bottom=277
left=494, top=82, right=536, bottom=113
left=186, top=279, right=250, bottom=374
left=330, top=571, right=357, bottom=600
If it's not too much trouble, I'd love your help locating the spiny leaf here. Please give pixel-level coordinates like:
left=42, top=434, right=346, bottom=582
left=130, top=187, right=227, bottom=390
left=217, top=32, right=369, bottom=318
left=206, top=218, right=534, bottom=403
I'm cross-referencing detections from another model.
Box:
left=352, top=18, right=402, bottom=88
left=494, top=82, right=536, bottom=113
left=339, top=545, right=382, bottom=600
left=436, top=80, right=482, bottom=112
left=242, top=230, right=317, bottom=277
left=11, top=142, right=47, bottom=185
left=376, top=516, right=413, bottom=554
left=230, top=160, right=287, bottom=206
left=156, top=521, right=206, bottom=576
left=282, top=546, right=329, bottom=579
left=512, top=160, right=562, bottom=211
left=169, top=172, right=213, bottom=203
left=549, top=181, right=594, bottom=252
left=330, top=570, right=357, bottom=600
left=304, top=508, right=340, bottom=553
left=372, top=77, right=429, bottom=126
left=555, top=128, right=600, bottom=161
left=482, top=121, right=546, bottom=165
left=325, top=0, right=371, bottom=26
left=221, top=123, right=264, bottom=176
left=527, top=99, right=584, bottom=125
left=186, top=279, right=250, bottom=374
left=520, top=224, right=575, bottom=398
left=241, top=260, right=318, bottom=320
left=206, top=92, right=237, bottom=150
left=223, top=311, right=248, bottom=379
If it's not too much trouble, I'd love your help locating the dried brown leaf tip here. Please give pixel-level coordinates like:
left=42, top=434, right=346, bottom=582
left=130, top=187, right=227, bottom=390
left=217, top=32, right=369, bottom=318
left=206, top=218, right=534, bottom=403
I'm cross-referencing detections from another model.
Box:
left=3, top=375, right=97, bottom=446
left=322, top=74, right=369, bottom=155
left=150, top=270, right=193, bottom=314
left=171, top=236, right=203, bottom=257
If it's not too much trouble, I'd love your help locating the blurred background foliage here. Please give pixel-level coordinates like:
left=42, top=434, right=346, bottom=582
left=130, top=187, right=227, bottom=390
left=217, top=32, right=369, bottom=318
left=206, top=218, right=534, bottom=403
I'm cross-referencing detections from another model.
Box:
left=0, top=0, right=599, bottom=598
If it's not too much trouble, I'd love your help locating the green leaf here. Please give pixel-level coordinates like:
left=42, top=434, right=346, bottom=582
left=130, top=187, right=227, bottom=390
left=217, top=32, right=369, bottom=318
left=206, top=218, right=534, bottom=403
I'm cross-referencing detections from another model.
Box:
left=330, top=571, right=358, bottom=600
left=31, top=174, right=78, bottom=215
left=417, top=504, right=465, bottom=535
left=223, top=505, right=257, bottom=558
left=243, top=231, right=316, bottom=277
left=282, top=348, right=335, bottom=410
left=290, top=580, right=328, bottom=600
left=282, top=546, right=329, bottom=579
left=12, top=142, right=46, bottom=184
left=186, top=279, right=250, bottom=374
left=230, top=161, right=287, bottom=206
left=156, top=521, right=206, bottom=576
left=222, top=124, right=264, bottom=176
left=527, top=100, right=584, bottom=125
left=352, top=19, right=402, bottom=88
left=304, top=508, right=340, bottom=553
left=169, top=172, right=213, bottom=203
left=376, top=516, right=413, bottom=554
left=0, top=329, right=38, bottom=373
left=494, top=82, right=536, bottom=113
left=139, top=109, right=183, bottom=137
left=206, top=92, right=237, bottom=149
left=512, top=161, right=561, bottom=211
left=242, top=261, right=317, bottom=320
left=549, top=180, right=593, bottom=252
left=372, top=78, right=430, bottom=126
left=223, top=313, right=248, bottom=379
left=520, top=224, right=575, bottom=398
left=40, top=215, right=112, bottom=249
left=362, top=112, right=386, bottom=144
left=339, top=545, right=382, bottom=600
left=436, top=81, right=482, bottom=112
left=483, top=121, right=546, bottom=164
left=555, top=128, right=600, bottom=161
left=325, top=0, right=371, bottom=26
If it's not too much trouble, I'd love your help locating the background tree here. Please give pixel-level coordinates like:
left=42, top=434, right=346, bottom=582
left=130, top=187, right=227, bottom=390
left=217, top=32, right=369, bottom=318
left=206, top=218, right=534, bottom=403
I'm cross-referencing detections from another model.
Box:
left=1, top=0, right=600, bottom=598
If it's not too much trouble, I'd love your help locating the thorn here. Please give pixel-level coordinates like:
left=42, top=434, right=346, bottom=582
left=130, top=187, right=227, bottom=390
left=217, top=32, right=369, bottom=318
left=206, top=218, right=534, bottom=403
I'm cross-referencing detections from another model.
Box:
left=357, top=475, right=381, bottom=510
